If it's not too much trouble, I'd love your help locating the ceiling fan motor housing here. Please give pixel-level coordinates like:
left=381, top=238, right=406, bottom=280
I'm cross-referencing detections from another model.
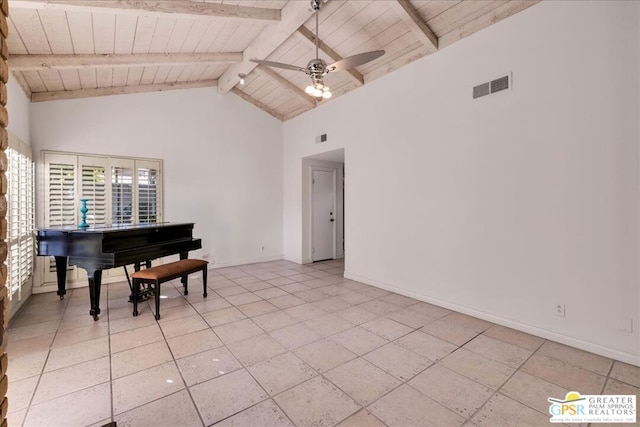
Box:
left=307, top=58, right=328, bottom=77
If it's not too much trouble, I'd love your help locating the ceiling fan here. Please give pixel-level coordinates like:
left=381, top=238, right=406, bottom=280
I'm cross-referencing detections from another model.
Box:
left=250, top=0, right=385, bottom=100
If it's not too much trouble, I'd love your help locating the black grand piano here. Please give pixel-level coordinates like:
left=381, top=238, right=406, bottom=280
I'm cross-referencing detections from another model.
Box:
left=36, top=222, right=202, bottom=320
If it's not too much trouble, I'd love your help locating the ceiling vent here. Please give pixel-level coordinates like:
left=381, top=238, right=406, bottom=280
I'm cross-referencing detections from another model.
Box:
left=473, top=74, right=511, bottom=99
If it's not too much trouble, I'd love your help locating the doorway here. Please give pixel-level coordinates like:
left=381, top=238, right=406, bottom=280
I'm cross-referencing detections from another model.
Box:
left=301, top=149, right=344, bottom=264
left=312, top=168, right=336, bottom=261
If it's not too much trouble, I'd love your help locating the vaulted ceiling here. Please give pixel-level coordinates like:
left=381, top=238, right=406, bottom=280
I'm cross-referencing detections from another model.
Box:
left=7, top=0, right=539, bottom=121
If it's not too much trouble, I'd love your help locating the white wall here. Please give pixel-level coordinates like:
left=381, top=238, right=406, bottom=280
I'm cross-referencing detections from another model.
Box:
left=7, top=77, right=30, bottom=143
left=283, top=1, right=640, bottom=364
left=31, top=87, right=284, bottom=269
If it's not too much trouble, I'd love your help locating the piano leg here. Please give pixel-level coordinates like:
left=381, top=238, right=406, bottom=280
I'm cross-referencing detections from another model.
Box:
left=180, top=251, right=188, bottom=286
left=54, top=256, right=68, bottom=300
left=87, top=270, right=103, bottom=321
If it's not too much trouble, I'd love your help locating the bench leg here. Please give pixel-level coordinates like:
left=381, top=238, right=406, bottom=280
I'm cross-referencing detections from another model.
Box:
left=154, top=280, right=161, bottom=320
left=153, top=280, right=160, bottom=320
left=202, top=267, right=208, bottom=298
left=183, top=274, right=189, bottom=295
left=133, top=279, right=139, bottom=317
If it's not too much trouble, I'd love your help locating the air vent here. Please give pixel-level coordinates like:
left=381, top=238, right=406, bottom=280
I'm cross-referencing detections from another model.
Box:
left=491, top=75, right=509, bottom=93
left=473, top=82, right=490, bottom=99
left=315, top=133, right=327, bottom=144
left=473, top=74, right=511, bottom=99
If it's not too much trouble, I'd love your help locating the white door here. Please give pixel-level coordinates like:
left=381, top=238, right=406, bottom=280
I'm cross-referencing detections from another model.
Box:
left=312, top=169, right=336, bottom=261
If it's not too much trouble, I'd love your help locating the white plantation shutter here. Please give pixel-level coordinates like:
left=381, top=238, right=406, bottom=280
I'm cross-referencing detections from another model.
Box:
left=110, top=159, right=134, bottom=225
left=6, top=134, right=35, bottom=302
left=44, top=153, right=77, bottom=277
left=46, top=160, right=76, bottom=227
left=79, top=156, right=108, bottom=226
left=41, top=152, right=162, bottom=286
left=136, top=161, right=160, bottom=224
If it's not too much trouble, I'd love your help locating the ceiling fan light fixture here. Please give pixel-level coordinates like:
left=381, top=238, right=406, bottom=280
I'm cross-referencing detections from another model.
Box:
left=306, top=75, right=332, bottom=99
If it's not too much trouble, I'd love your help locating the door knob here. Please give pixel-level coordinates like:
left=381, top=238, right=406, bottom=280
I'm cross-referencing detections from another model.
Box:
left=330, top=219, right=335, bottom=222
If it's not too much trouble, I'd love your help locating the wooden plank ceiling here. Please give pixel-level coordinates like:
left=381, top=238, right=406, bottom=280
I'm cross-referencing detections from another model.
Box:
left=7, top=0, right=539, bottom=121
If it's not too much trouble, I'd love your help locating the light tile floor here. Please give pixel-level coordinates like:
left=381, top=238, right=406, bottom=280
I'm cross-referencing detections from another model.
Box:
left=6, top=259, right=640, bottom=427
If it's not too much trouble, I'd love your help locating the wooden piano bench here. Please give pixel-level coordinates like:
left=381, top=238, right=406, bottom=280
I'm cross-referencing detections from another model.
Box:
left=131, top=259, right=208, bottom=320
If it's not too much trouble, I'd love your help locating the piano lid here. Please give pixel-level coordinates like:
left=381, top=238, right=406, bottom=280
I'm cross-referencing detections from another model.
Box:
left=37, top=222, right=194, bottom=233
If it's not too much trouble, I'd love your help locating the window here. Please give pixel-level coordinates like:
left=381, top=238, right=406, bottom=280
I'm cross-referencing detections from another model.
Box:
left=6, top=134, right=35, bottom=302
left=137, top=164, right=159, bottom=223
left=80, top=157, right=107, bottom=225
left=111, top=164, right=133, bottom=224
left=42, top=152, right=162, bottom=284
left=47, top=160, right=75, bottom=227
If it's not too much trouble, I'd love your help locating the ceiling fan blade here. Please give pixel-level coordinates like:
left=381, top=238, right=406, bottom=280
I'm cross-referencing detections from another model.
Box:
left=327, top=50, right=385, bottom=72
left=250, top=59, right=306, bottom=73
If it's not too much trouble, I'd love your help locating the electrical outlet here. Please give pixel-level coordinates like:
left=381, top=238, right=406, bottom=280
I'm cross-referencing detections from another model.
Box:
left=555, top=304, right=566, bottom=317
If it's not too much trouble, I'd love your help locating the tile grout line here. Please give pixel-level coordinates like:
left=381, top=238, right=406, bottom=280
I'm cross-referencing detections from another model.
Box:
left=107, top=286, right=115, bottom=425
left=19, top=292, right=72, bottom=427
left=281, top=312, right=420, bottom=426
left=464, top=337, right=548, bottom=424
left=103, top=283, right=173, bottom=422
left=204, top=261, right=357, bottom=427
left=588, top=358, right=619, bottom=427
left=164, top=276, right=216, bottom=427
left=163, top=270, right=311, bottom=426
left=338, top=322, right=454, bottom=427
left=230, top=272, right=416, bottom=425
left=354, top=326, right=487, bottom=426
left=221, top=270, right=307, bottom=424
left=175, top=270, right=314, bottom=427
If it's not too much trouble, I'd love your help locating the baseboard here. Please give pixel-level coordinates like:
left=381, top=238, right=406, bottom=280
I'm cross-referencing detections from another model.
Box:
left=210, top=255, right=284, bottom=269
left=33, top=274, right=127, bottom=294
left=33, top=255, right=286, bottom=294
left=344, top=271, right=640, bottom=367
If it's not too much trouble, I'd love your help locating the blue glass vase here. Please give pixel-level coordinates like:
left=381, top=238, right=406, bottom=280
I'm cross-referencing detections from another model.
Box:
left=79, top=198, right=89, bottom=228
